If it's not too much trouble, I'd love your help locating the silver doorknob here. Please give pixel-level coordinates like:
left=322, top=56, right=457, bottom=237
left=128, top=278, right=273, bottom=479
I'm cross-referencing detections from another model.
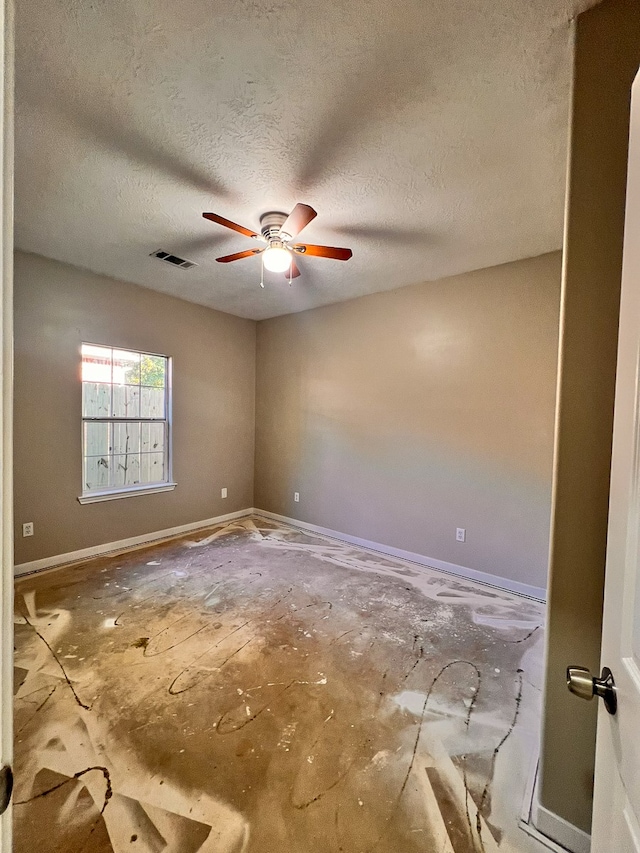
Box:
left=567, top=666, right=617, bottom=715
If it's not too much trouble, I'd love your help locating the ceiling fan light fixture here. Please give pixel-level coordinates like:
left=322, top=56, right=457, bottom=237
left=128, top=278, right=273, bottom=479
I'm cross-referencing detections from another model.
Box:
left=204, top=204, right=353, bottom=279
left=263, top=244, right=292, bottom=273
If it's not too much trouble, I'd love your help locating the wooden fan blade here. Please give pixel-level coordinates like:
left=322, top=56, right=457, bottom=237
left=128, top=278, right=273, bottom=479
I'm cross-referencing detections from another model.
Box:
left=294, top=243, right=352, bottom=261
left=280, top=203, right=317, bottom=240
left=203, top=212, right=259, bottom=239
left=284, top=258, right=301, bottom=279
left=216, top=248, right=264, bottom=263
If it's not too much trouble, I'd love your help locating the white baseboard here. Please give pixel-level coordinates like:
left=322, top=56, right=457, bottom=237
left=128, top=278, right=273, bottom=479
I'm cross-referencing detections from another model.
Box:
left=13, top=508, right=254, bottom=577
left=520, top=819, right=583, bottom=853
left=254, top=509, right=547, bottom=601
left=530, top=780, right=591, bottom=853
left=15, top=507, right=548, bottom=602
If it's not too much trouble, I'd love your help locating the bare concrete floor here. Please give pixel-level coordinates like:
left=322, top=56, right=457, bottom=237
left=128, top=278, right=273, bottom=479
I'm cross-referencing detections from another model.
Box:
left=14, top=516, right=549, bottom=852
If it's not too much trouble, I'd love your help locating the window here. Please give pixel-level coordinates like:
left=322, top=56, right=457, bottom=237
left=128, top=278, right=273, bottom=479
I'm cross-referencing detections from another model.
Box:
left=79, top=344, right=175, bottom=503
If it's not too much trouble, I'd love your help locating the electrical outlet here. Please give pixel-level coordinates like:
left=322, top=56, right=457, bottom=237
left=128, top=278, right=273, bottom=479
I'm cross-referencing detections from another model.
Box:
left=294, top=492, right=300, bottom=503
left=22, top=522, right=34, bottom=538
left=221, top=487, right=227, bottom=499
left=456, top=527, right=466, bottom=543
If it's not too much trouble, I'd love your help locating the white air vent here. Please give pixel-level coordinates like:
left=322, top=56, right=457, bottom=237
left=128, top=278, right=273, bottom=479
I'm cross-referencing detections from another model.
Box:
left=150, top=250, right=197, bottom=270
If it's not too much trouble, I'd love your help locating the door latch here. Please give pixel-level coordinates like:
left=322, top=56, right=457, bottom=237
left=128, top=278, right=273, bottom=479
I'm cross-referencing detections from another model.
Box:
left=567, top=665, right=617, bottom=715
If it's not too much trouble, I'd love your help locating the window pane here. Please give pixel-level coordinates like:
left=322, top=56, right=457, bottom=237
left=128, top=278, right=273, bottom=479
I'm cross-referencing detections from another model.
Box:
left=140, top=386, right=165, bottom=418
left=84, top=422, right=109, bottom=457
left=111, top=453, right=142, bottom=488
left=139, top=452, right=165, bottom=485
left=141, top=355, right=166, bottom=388
left=112, top=422, right=141, bottom=455
left=84, top=455, right=109, bottom=491
left=82, top=345, right=112, bottom=383
left=141, top=422, right=165, bottom=453
left=114, top=350, right=141, bottom=386
left=81, top=345, right=170, bottom=497
left=82, top=382, right=111, bottom=417
left=112, top=384, right=140, bottom=418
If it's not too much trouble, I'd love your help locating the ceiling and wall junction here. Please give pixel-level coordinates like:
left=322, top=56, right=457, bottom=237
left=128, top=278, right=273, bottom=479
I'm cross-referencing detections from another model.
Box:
left=16, top=0, right=596, bottom=320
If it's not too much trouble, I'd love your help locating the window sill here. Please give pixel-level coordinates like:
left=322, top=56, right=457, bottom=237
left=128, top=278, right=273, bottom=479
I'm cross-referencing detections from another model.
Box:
left=78, top=483, right=177, bottom=505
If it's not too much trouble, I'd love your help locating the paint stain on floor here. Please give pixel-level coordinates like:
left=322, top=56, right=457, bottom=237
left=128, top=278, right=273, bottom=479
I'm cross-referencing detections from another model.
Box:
left=13, top=516, right=548, bottom=852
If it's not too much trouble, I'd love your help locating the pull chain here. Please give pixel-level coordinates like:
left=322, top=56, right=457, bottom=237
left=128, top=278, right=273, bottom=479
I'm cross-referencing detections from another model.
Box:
left=260, top=253, right=265, bottom=288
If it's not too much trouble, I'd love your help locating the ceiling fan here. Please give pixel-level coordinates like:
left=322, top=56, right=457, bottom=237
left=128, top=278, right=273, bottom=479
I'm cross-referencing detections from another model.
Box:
left=202, top=203, right=352, bottom=283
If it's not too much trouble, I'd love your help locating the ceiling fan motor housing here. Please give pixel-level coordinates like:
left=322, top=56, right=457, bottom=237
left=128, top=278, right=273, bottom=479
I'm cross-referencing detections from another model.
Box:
left=260, top=211, right=289, bottom=243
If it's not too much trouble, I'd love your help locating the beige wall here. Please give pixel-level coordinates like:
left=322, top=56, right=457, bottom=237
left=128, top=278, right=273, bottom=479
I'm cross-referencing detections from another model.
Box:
left=13, top=251, right=256, bottom=565
left=538, top=0, right=640, bottom=836
left=255, top=252, right=561, bottom=593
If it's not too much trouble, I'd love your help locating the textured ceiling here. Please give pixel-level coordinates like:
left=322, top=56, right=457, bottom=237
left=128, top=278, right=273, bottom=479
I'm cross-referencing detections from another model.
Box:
left=15, top=0, right=596, bottom=320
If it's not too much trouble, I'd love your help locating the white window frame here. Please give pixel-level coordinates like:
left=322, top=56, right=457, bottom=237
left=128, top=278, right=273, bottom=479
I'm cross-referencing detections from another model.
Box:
left=78, top=343, right=176, bottom=504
